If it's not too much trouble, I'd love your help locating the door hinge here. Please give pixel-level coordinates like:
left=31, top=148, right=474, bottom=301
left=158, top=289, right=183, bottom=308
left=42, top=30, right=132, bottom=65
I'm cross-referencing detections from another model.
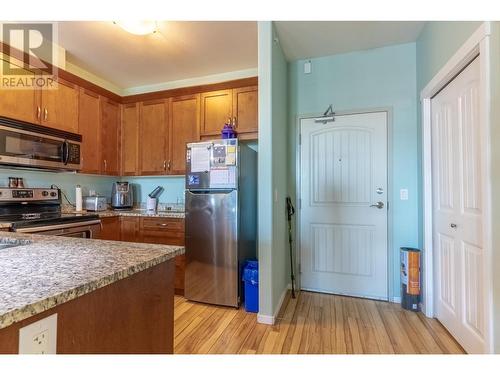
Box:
left=299, top=134, right=302, bottom=145
left=298, top=198, right=301, bottom=209
left=387, top=201, right=389, bottom=210
left=298, top=263, right=302, bottom=274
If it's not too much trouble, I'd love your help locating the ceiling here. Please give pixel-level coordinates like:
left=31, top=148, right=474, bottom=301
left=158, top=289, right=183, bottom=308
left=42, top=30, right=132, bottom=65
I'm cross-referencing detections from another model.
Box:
left=57, top=21, right=258, bottom=90
left=274, top=21, right=426, bottom=61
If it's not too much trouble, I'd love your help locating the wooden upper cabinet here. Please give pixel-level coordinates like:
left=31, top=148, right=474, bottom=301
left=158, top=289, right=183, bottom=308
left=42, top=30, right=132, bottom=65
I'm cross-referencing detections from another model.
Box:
left=41, top=78, right=79, bottom=133
left=78, top=88, right=101, bottom=174
left=200, top=89, right=232, bottom=137
left=0, top=60, right=39, bottom=124
left=169, top=94, right=200, bottom=175
left=233, top=86, right=258, bottom=137
left=139, top=100, right=168, bottom=175
left=100, top=98, right=120, bottom=175
left=121, top=103, right=139, bottom=176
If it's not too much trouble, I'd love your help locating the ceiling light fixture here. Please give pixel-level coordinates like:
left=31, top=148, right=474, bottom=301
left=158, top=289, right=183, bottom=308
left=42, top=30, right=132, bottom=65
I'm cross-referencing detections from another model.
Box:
left=115, top=21, right=158, bottom=36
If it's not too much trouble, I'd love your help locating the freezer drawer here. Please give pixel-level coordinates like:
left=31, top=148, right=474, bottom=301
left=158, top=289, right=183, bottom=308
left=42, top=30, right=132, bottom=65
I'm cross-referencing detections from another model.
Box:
left=185, top=189, right=238, bottom=307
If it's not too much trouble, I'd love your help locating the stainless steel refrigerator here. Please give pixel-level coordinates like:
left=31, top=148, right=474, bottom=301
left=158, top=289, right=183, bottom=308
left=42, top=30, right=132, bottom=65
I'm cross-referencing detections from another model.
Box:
left=184, top=139, right=257, bottom=307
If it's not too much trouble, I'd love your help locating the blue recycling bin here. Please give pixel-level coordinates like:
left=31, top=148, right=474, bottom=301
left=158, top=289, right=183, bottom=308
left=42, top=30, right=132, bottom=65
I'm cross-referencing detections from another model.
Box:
left=242, top=260, right=259, bottom=313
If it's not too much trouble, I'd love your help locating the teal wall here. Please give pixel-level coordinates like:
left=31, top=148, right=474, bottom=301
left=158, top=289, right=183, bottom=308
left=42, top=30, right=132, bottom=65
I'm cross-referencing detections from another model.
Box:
left=0, top=169, right=187, bottom=205
left=0, top=169, right=115, bottom=203
left=123, top=176, right=185, bottom=204
left=257, top=21, right=274, bottom=317
left=288, top=43, right=418, bottom=299
left=257, top=21, right=290, bottom=319
left=416, top=22, right=482, bottom=91
left=271, top=23, right=290, bottom=315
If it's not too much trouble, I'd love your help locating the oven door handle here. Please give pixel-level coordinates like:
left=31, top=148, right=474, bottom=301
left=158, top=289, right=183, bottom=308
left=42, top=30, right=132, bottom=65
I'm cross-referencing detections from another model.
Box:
left=15, top=219, right=102, bottom=233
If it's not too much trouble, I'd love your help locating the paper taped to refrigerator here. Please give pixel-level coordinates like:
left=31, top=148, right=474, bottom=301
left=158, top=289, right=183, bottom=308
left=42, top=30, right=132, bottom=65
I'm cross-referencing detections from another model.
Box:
left=210, top=169, right=230, bottom=185
left=191, top=147, right=210, bottom=172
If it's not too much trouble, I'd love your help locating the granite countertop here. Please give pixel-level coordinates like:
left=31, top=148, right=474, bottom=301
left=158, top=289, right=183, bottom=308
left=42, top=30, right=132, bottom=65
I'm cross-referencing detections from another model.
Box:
left=95, top=209, right=185, bottom=219
left=60, top=208, right=185, bottom=219
left=0, top=232, right=184, bottom=330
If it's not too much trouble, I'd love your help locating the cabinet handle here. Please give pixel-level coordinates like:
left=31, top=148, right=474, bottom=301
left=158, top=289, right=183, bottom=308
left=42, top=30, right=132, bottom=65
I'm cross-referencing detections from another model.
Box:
left=104, top=159, right=107, bottom=171
left=163, top=160, right=167, bottom=171
left=157, top=223, right=168, bottom=227
left=233, top=116, right=237, bottom=128
left=36, top=106, right=41, bottom=120
left=167, top=160, right=171, bottom=171
left=44, top=108, right=48, bottom=121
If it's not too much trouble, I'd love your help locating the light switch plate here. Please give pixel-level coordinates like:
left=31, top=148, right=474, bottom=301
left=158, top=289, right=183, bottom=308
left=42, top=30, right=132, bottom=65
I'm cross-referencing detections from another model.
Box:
left=19, top=313, right=57, bottom=354
left=304, top=60, right=312, bottom=74
left=400, top=189, right=409, bottom=201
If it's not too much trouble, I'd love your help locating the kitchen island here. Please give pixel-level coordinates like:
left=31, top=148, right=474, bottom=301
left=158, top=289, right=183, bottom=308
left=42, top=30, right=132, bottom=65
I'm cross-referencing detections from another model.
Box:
left=0, top=233, right=183, bottom=354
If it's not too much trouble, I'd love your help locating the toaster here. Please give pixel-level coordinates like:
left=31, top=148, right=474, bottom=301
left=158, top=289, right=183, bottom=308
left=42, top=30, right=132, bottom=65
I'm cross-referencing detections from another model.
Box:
left=83, top=196, right=107, bottom=211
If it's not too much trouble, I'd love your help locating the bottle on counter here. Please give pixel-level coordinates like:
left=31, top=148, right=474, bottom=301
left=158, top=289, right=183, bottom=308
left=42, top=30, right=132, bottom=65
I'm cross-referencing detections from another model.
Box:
left=75, top=185, right=83, bottom=212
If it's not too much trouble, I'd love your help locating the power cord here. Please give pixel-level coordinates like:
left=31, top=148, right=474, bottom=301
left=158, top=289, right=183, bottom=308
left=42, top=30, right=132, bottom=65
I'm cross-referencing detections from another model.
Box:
left=50, top=184, right=75, bottom=207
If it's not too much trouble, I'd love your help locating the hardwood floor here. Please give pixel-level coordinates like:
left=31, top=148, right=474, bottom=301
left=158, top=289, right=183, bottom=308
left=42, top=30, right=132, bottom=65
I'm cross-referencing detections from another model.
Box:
left=174, top=291, right=465, bottom=354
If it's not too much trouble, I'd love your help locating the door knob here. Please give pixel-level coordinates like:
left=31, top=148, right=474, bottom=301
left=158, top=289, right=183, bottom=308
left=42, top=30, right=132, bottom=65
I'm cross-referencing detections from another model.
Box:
left=370, top=201, right=384, bottom=209
left=450, top=223, right=457, bottom=228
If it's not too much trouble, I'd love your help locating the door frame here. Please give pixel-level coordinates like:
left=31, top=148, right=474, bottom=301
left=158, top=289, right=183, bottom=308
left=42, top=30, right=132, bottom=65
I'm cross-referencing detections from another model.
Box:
left=420, top=22, right=492, bottom=352
left=295, top=107, right=394, bottom=300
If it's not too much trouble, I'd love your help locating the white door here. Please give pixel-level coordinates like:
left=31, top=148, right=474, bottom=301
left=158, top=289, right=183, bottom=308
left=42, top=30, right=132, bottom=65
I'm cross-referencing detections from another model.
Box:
left=300, top=112, right=388, bottom=300
left=431, top=57, right=486, bottom=353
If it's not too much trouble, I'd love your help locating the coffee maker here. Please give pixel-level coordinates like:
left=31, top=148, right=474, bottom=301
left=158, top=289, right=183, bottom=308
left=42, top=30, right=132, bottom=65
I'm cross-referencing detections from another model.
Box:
left=111, top=182, right=133, bottom=209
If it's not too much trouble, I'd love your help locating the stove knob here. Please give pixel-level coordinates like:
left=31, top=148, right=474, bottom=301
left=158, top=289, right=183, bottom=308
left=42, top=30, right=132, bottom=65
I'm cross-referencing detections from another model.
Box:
left=50, top=192, right=57, bottom=197
left=42, top=191, right=49, bottom=197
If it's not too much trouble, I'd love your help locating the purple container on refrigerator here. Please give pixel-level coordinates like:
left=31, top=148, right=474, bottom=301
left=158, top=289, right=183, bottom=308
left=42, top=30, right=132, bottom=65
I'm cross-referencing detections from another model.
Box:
left=185, top=139, right=257, bottom=307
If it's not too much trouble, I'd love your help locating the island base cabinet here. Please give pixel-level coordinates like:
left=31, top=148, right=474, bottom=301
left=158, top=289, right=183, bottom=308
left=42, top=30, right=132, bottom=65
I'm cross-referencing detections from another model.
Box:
left=0, top=261, right=174, bottom=354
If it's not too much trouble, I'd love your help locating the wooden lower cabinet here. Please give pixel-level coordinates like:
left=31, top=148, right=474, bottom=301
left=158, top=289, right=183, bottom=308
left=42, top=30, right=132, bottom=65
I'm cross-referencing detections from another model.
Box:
left=139, top=217, right=185, bottom=295
left=120, top=216, right=139, bottom=242
left=0, top=261, right=174, bottom=354
left=98, top=216, right=121, bottom=241
left=99, top=215, right=186, bottom=295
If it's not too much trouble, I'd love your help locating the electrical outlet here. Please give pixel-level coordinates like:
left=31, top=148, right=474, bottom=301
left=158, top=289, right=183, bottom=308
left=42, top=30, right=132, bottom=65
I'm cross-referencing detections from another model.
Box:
left=19, top=313, right=57, bottom=354
left=33, top=330, right=49, bottom=354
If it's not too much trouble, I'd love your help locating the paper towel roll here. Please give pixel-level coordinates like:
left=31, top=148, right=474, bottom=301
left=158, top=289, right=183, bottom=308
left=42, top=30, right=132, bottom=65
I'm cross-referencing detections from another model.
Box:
left=75, top=185, right=83, bottom=212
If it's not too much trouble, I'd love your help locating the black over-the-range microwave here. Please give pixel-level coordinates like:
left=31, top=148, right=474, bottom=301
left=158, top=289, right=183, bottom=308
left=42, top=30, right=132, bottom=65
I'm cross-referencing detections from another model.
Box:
left=0, top=116, right=81, bottom=171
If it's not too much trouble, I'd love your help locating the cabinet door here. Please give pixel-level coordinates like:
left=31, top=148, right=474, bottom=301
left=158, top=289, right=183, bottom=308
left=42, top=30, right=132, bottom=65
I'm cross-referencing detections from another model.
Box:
left=200, top=89, right=232, bottom=136
left=41, top=78, right=79, bottom=133
left=169, top=94, right=200, bottom=175
left=0, top=59, right=39, bottom=123
left=233, top=86, right=258, bottom=137
left=78, top=88, right=101, bottom=174
left=120, top=216, right=139, bottom=242
left=98, top=216, right=121, bottom=241
left=101, top=98, right=120, bottom=175
left=139, top=100, right=168, bottom=175
left=121, top=103, right=139, bottom=176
